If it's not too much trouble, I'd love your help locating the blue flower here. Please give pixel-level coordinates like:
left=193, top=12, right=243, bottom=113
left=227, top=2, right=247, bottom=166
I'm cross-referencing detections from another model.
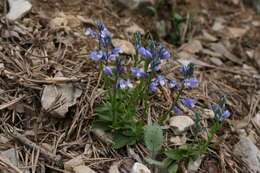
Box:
left=183, top=78, right=199, bottom=88
left=149, top=82, right=158, bottom=92
left=173, top=106, right=182, bottom=115
left=103, top=66, right=113, bottom=76
left=169, top=79, right=179, bottom=89
left=85, top=28, right=98, bottom=39
left=90, top=51, right=103, bottom=61
left=181, top=98, right=196, bottom=108
left=155, top=75, right=167, bottom=86
left=131, top=68, right=148, bottom=78
left=138, top=47, right=153, bottom=59
left=211, top=106, right=231, bottom=121
left=222, top=110, right=230, bottom=119
left=158, top=45, right=170, bottom=59
left=117, top=79, right=134, bottom=89
left=112, top=47, right=122, bottom=54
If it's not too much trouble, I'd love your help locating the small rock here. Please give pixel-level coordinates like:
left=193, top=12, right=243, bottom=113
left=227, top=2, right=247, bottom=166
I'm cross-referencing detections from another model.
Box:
left=117, top=0, right=153, bottom=10
left=131, top=163, right=151, bottom=173
left=73, top=165, right=97, bottom=173
left=252, top=112, right=260, bottom=129
left=64, top=155, right=84, bottom=171
left=6, top=0, right=32, bottom=21
left=187, top=155, right=204, bottom=173
left=125, top=23, right=145, bottom=35
left=202, top=109, right=215, bottom=119
left=169, top=116, right=195, bottom=135
left=0, top=134, right=10, bottom=143
left=233, top=137, right=260, bottom=173
left=212, top=22, right=225, bottom=31
left=170, top=135, right=187, bottom=145
left=209, top=57, right=223, bottom=66
left=112, top=39, right=136, bottom=55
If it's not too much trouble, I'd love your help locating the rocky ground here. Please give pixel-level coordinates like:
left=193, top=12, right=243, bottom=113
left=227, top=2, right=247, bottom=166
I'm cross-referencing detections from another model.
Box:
left=0, top=0, right=259, bottom=172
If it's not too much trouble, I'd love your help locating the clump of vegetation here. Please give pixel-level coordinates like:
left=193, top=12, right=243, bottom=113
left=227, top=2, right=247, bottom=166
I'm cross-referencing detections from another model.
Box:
left=85, top=22, right=230, bottom=172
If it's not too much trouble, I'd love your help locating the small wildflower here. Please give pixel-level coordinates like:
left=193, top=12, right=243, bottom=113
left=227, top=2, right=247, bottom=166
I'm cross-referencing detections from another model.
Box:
left=117, top=79, right=134, bottom=89
left=181, top=98, right=196, bottom=108
left=131, top=68, right=148, bottom=78
left=169, top=79, right=179, bottom=89
left=158, top=45, right=170, bottom=59
left=138, top=47, right=153, bottom=59
left=90, top=51, right=103, bottom=61
left=211, top=106, right=231, bottom=121
left=183, top=78, right=199, bottom=88
left=103, top=66, right=113, bottom=76
left=155, top=75, right=167, bottom=86
left=173, top=106, right=181, bottom=115
left=149, top=82, right=158, bottom=92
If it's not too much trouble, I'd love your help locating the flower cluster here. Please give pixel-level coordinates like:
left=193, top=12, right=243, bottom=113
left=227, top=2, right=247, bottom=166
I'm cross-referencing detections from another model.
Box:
left=138, top=40, right=170, bottom=71
left=212, top=95, right=231, bottom=121
left=85, top=22, right=121, bottom=61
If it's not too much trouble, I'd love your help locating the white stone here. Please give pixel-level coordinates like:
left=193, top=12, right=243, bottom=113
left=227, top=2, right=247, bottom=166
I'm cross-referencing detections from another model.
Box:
left=187, top=155, right=204, bottom=173
left=117, top=0, right=153, bottom=10
left=6, top=0, right=32, bottom=21
left=169, top=116, right=194, bottom=135
left=233, top=137, right=260, bottom=173
left=131, top=163, right=151, bottom=173
left=73, top=166, right=97, bottom=173
left=209, top=57, right=223, bottom=66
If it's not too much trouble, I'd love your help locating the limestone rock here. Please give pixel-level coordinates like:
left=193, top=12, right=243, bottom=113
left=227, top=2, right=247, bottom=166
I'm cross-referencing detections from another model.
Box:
left=64, top=155, right=84, bottom=171
left=169, top=116, right=194, bottom=135
left=233, top=137, right=260, bottom=173
left=131, top=163, right=151, bottom=173
left=117, top=0, right=153, bottom=10
left=6, top=0, right=32, bottom=21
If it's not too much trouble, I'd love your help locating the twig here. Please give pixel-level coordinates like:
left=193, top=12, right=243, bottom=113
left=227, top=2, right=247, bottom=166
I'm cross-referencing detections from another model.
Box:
left=2, top=125, right=63, bottom=166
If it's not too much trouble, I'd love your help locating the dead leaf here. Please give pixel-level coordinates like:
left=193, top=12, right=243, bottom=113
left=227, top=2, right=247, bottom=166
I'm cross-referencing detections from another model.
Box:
left=181, top=40, right=203, bottom=54
left=109, top=161, right=122, bottom=173
left=125, top=23, right=145, bottom=35
left=227, top=27, right=248, bottom=38
left=210, top=43, right=243, bottom=64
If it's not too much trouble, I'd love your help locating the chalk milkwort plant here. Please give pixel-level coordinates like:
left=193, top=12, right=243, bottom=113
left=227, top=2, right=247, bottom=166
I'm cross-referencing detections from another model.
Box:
left=85, top=22, right=230, bottom=172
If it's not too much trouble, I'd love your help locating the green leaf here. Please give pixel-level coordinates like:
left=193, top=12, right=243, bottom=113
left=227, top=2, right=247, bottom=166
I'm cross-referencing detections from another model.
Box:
left=165, top=150, right=183, bottom=161
left=112, top=133, right=136, bottom=149
left=144, top=157, right=163, bottom=166
left=144, top=123, right=163, bottom=153
left=168, top=163, right=178, bottom=173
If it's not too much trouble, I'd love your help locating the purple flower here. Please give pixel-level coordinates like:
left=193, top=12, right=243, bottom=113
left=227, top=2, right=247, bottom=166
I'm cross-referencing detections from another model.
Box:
left=90, top=51, right=103, bottom=61
left=131, top=68, right=148, bottom=78
left=138, top=47, right=153, bottom=59
left=169, top=79, right=179, bottom=89
left=149, top=82, right=158, bottom=92
left=183, top=78, right=199, bottom=88
left=103, top=66, right=113, bottom=76
left=181, top=63, right=195, bottom=79
left=117, top=79, right=134, bottom=89
left=155, top=75, right=167, bottom=86
left=173, top=106, right=181, bottom=115
left=112, top=47, right=122, bottom=54
left=181, top=98, right=196, bottom=108
left=85, top=28, right=98, bottom=39
left=158, top=45, right=170, bottom=59
left=211, top=106, right=231, bottom=120
left=222, top=110, right=230, bottom=119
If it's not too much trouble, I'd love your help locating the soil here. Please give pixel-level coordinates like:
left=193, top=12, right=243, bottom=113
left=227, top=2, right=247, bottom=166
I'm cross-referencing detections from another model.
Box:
left=0, top=0, right=259, bottom=172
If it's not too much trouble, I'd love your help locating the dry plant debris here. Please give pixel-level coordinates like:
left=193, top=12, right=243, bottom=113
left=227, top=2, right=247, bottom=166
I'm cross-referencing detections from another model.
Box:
left=0, top=0, right=259, bottom=172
